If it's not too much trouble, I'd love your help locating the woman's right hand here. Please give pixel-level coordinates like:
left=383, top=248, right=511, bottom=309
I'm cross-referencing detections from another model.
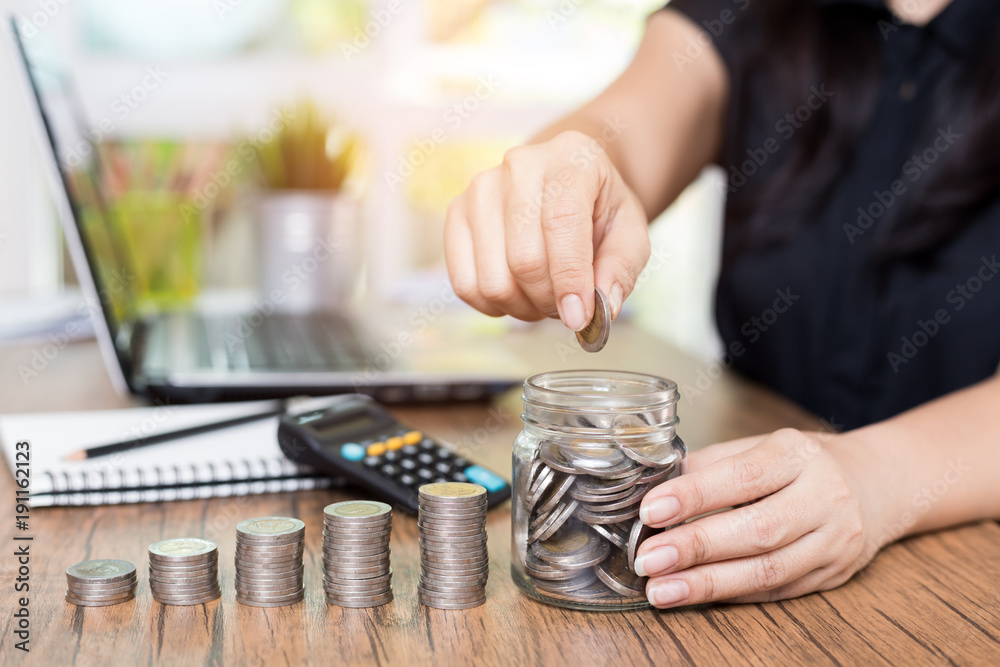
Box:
left=444, top=130, right=651, bottom=331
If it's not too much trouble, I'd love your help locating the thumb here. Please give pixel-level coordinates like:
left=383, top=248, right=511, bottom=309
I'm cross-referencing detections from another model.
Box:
left=592, top=183, right=650, bottom=321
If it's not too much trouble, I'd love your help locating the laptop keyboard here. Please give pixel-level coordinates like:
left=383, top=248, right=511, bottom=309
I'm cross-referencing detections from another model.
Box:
left=203, top=314, right=366, bottom=372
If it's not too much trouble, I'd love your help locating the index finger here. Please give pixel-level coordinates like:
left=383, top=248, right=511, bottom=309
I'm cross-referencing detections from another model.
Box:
left=539, top=153, right=601, bottom=332
left=639, top=429, right=806, bottom=528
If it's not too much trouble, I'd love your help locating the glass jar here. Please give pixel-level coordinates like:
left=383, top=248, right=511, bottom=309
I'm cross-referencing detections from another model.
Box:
left=511, top=370, right=685, bottom=611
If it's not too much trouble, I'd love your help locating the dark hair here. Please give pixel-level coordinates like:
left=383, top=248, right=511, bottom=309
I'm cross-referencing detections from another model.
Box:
left=721, top=0, right=1000, bottom=265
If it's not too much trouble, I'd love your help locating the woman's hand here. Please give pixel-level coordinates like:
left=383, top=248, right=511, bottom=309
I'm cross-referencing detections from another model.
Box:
left=635, top=428, right=890, bottom=607
left=444, top=130, right=650, bottom=330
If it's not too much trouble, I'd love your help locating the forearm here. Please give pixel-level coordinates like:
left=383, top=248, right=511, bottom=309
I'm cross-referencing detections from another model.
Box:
left=831, top=371, right=1000, bottom=551
left=529, top=9, right=727, bottom=220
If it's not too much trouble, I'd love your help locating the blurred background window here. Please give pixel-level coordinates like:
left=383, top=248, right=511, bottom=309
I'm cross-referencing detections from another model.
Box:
left=0, top=0, right=723, bottom=360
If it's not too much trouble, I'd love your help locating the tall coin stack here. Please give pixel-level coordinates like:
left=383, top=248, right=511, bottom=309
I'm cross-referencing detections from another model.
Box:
left=417, top=482, right=489, bottom=610
left=147, top=538, right=221, bottom=605
left=234, top=517, right=306, bottom=607
left=322, top=501, right=393, bottom=608
left=65, top=559, right=137, bottom=607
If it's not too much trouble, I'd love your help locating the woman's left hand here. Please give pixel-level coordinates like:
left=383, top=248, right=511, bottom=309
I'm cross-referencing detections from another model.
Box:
left=635, top=428, right=888, bottom=607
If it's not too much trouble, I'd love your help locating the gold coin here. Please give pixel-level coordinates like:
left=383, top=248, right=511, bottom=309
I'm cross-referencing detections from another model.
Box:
left=419, top=482, right=487, bottom=499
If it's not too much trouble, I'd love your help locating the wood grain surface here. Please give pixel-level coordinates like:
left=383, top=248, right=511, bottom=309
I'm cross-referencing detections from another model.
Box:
left=0, top=333, right=998, bottom=666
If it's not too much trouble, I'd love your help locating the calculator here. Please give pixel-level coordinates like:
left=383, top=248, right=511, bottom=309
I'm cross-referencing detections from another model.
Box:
left=277, top=394, right=511, bottom=514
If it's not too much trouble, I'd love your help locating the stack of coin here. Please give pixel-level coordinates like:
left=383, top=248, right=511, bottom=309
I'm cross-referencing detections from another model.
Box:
left=515, top=439, right=680, bottom=606
left=65, top=559, right=137, bottom=607
left=147, top=538, right=221, bottom=605
left=322, top=500, right=393, bottom=608
left=234, top=517, right=305, bottom=607
left=417, top=482, right=489, bottom=610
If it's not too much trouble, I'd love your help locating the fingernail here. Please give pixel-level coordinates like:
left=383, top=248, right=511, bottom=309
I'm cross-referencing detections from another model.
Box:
left=558, top=294, right=587, bottom=331
left=648, top=579, right=690, bottom=607
left=639, top=496, right=680, bottom=526
left=634, top=545, right=678, bottom=577
left=608, top=282, right=624, bottom=320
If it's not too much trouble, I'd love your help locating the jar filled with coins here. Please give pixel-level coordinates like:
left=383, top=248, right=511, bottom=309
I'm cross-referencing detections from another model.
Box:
left=511, top=370, right=684, bottom=610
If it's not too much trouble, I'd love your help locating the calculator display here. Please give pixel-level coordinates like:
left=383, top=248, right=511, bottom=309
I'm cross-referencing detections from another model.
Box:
left=312, top=412, right=384, bottom=439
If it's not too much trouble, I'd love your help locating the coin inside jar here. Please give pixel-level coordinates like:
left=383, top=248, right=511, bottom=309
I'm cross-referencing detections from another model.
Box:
left=530, top=526, right=610, bottom=568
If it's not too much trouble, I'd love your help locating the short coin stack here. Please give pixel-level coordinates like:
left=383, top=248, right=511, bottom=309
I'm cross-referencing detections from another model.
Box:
left=147, top=538, right=221, bottom=605
left=234, top=517, right=306, bottom=607
left=65, top=559, right=137, bottom=607
left=322, top=501, right=393, bottom=608
left=417, top=482, right=489, bottom=610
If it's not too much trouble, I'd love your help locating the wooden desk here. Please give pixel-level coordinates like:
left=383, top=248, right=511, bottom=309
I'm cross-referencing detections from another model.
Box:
left=1, top=334, right=998, bottom=666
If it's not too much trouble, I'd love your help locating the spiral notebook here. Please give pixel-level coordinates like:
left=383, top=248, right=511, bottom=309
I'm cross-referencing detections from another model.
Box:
left=0, top=400, right=337, bottom=507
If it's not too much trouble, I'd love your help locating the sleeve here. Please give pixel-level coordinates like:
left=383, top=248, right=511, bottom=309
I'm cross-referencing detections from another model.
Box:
left=661, top=0, right=751, bottom=77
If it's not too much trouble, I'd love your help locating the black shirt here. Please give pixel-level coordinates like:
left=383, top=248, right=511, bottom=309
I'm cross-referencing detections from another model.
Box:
left=667, top=0, right=1000, bottom=429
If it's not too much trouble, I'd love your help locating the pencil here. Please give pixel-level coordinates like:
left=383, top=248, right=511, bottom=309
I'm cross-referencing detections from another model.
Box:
left=62, top=406, right=286, bottom=461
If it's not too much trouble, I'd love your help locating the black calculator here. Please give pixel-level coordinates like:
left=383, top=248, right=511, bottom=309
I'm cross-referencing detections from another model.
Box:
left=277, top=394, right=511, bottom=514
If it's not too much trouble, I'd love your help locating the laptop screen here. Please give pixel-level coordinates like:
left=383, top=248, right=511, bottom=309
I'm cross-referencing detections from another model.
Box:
left=10, top=19, right=138, bottom=358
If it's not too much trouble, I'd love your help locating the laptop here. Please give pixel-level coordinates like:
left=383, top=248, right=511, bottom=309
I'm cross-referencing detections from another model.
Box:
left=7, top=17, right=532, bottom=404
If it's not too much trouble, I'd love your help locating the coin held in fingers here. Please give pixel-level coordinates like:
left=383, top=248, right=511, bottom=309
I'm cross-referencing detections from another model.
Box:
left=576, top=287, right=611, bottom=353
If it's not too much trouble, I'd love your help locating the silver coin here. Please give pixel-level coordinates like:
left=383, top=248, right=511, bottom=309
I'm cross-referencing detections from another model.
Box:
left=576, top=469, right=643, bottom=495
left=66, top=559, right=137, bottom=584
left=326, top=594, right=394, bottom=608
left=418, top=482, right=487, bottom=501
left=236, top=533, right=305, bottom=548
left=148, top=538, right=218, bottom=562
left=639, top=462, right=678, bottom=486
left=627, top=518, right=658, bottom=572
left=620, top=442, right=679, bottom=467
left=153, top=593, right=222, bottom=605
left=236, top=577, right=304, bottom=591
left=538, top=443, right=577, bottom=474
left=235, top=540, right=305, bottom=554
left=570, top=479, right=641, bottom=503
left=419, top=553, right=489, bottom=567
left=322, top=525, right=392, bottom=538
left=236, top=563, right=305, bottom=577
left=237, top=581, right=303, bottom=593
left=533, top=569, right=598, bottom=593
left=322, top=545, right=390, bottom=559
left=416, top=523, right=485, bottom=538
left=418, top=594, right=486, bottom=609
left=577, top=456, right=637, bottom=479
left=64, top=589, right=137, bottom=603
left=418, top=580, right=486, bottom=596
left=234, top=553, right=303, bottom=567
left=525, top=466, right=557, bottom=510
left=589, top=523, right=629, bottom=551
left=321, top=550, right=391, bottom=564
left=236, top=590, right=304, bottom=607
left=594, top=550, right=646, bottom=597
left=67, top=581, right=137, bottom=596
left=324, top=500, right=393, bottom=521
left=326, top=589, right=395, bottom=602
left=576, top=504, right=640, bottom=525
left=237, top=516, right=305, bottom=539
left=148, top=569, right=218, bottom=583
left=528, top=499, right=578, bottom=543
left=150, top=581, right=220, bottom=596
left=417, top=585, right=488, bottom=602
left=530, top=526, right=610, bottom=567
left=523, top=553, right=581, bottom=581
left=65, top=594, right=135, bottom=607
left=576, top=287, right=610, bottom=352
left=580, top=484, right=648, bottom=513
left=535, top=472, right=577, bottom=517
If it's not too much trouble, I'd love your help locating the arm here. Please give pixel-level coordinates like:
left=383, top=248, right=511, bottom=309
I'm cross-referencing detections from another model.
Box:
left=635, top=369, right=1000, bottom=607
left=444, top=9, right=727, bottom=328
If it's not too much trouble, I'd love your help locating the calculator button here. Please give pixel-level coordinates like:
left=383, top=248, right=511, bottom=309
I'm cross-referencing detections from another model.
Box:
left=401, top=445, right=419, bottom=456
left=383, top=450, right=400, bottom=462
left=436, top=448, right=453, bottom=460
left=417, top=453, right=434, bottom=465
left=381, top=464, right=400, bottom=478
left=451, top=472, right=469, bottom=483
left=416, top=468, right=435, bottom=481
left=434, top=478, right=449, bottom=484
left=403, top=430, right=423, bottom=445
left=399, top=473, right=417, bottom=486
left=400, top=459, right=417, bottom=471
left=434, top=462, right=452, bottom=475
left=420, top=439, right=436, bottom=450
left=340, top=443, right=366, bottom=461
left=367, top=442, right=387, bottom=456
left=363, top=456, right=380, bottom=468
left=452, top=457, right=468, bottom=469
left=386, top=436, right=404, bottom=450
left=464, top=465, right=507, bottom=492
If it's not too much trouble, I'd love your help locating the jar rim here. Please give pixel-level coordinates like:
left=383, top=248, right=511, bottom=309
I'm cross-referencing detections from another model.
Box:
left=523, top=370, right=678, bottom=409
